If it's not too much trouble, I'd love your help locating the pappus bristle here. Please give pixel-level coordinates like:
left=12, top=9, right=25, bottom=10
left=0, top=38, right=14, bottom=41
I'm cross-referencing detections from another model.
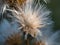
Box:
left=12, top=0, right=51, bottom=40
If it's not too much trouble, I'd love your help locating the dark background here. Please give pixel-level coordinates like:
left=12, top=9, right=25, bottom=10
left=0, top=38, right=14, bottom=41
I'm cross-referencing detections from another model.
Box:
left=47, top=0, right=60, bottom=31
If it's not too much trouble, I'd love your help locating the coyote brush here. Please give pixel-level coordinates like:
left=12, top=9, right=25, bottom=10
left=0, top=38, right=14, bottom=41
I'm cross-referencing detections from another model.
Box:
left=0, top=0, right=53, bottom=45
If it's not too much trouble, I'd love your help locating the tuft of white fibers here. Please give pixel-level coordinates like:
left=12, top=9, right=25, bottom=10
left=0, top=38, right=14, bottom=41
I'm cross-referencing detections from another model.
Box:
left=43, top=0, right=50, bottom=3
left=9, top=0, right=53, bottom=40
left=0, top=0, right=60, bottom=45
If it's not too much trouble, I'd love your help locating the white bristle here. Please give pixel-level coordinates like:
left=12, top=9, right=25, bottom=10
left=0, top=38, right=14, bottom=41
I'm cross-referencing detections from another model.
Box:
left=0, top=0, right=60, bottom=45
left=12, top=0, right=52, bottom=40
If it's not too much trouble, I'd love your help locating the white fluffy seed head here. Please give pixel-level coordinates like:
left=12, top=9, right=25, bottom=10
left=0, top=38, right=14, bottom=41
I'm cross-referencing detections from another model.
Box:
left=14, top=10, right=42, bottom=37
left=9, top=0, right=52, bottom=40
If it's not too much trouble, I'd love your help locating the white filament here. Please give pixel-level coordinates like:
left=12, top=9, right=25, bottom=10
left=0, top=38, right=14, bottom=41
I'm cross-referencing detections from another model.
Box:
left=0, top=0, right=60, bottom=45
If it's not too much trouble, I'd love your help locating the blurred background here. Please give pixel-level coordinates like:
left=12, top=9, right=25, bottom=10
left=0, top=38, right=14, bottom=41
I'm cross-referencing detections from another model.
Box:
left=47, top=0, right=60, bottom=31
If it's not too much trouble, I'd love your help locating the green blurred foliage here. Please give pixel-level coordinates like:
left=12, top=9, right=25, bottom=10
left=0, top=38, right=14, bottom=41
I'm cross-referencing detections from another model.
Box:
left=47, top=0, right=60, bottom=31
